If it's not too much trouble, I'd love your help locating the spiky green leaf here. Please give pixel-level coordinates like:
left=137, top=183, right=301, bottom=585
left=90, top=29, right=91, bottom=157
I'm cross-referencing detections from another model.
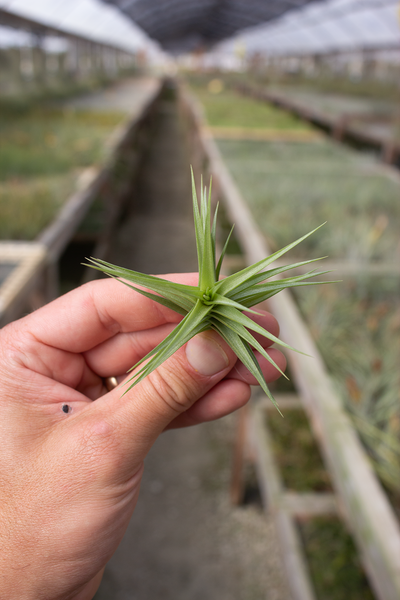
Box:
left=85, top=172, right=332, bottom=411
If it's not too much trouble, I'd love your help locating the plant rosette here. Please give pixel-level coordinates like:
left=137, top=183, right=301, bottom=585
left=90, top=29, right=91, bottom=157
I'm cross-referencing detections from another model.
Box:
left=85, top=170, right=331, bottom=410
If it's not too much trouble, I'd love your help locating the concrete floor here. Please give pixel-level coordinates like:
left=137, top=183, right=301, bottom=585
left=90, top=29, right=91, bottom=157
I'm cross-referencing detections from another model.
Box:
left=91, top=82, right=289, bottom=600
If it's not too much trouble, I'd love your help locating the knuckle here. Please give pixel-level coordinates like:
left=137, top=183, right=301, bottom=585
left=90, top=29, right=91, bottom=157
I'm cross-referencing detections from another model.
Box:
left=76, top=417, right=122, bottom=468
left=86, top=282, right=121, bottom=335
left=145, top=365, right=197, bottom=416
left=71, top=416, right=143, bottom=491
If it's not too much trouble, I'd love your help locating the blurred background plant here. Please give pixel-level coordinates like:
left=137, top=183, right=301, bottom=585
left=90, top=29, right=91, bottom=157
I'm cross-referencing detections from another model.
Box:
left=0, top=103, right=123, bottom=240
left=295, top=277, right=400, bottom=501
left=189, top=80, right=400, bottom=510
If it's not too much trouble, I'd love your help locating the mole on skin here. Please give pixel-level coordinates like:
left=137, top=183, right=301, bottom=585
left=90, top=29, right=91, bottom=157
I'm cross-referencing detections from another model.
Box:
left=62, top=404, right=70, bottom=414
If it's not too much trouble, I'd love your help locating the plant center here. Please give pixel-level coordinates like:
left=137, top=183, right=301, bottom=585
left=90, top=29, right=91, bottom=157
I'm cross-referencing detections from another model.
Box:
left=202, top=287, right=214, bottom=303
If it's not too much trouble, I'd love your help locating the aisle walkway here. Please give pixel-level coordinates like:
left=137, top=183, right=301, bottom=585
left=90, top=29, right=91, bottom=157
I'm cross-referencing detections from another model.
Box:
left=93, top=85, right=289, bottom=600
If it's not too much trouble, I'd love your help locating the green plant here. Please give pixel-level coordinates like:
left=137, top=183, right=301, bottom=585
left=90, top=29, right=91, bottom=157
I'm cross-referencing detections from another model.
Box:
left=0, top=103, right=123, bottom=240
left=295, top=278, right=400, bottom=493
left=85, top=171, right=329, bottom=408
left=217, top=138, right=400, bottom=261
left=190, top=84, right=312, bottom=131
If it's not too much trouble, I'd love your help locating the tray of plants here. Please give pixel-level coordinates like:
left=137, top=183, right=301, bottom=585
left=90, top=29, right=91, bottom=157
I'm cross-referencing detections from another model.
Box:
left=179, top=86, right=400, bottom=600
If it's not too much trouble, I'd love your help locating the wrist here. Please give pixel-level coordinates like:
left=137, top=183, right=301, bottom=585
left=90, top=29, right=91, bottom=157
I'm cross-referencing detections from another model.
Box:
left=0, top=525, right=99, bottom=600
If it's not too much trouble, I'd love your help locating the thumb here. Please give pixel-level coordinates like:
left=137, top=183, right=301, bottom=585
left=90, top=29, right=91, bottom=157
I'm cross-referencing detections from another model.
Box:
left=102, top=330, right=237, bottom=456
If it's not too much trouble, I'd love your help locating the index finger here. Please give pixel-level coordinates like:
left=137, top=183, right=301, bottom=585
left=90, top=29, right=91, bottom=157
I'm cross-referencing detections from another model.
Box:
left=23, top=273, right=199, bottom=354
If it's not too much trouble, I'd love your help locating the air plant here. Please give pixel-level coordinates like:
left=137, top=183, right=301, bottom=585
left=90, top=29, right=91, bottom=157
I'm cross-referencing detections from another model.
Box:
left=85, top=170, right=329, bottom=409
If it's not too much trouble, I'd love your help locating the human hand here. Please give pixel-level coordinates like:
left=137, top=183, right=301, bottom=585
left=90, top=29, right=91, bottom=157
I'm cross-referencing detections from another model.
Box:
left=0, top=274, right=285, bottom=600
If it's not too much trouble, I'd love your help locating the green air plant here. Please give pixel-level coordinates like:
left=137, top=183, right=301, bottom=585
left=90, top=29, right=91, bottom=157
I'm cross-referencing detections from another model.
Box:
left=85, top=171, right=330, bottom=410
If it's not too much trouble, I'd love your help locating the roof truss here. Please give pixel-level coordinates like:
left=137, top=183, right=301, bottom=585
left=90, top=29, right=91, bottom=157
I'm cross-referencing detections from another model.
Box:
left=102, top=0, right=327, bottom=51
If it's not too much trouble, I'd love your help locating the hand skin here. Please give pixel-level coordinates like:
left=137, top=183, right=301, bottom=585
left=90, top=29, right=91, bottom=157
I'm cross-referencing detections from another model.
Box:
left=0, top=274, right=286, bottom=600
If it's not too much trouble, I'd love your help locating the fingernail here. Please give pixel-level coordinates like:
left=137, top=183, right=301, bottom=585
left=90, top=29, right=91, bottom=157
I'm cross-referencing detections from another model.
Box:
left=186, top=332, right=230, bottom=376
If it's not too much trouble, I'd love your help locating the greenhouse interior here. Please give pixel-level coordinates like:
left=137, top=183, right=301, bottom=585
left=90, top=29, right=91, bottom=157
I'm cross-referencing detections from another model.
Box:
left=0, top=1, right=399, bottom=599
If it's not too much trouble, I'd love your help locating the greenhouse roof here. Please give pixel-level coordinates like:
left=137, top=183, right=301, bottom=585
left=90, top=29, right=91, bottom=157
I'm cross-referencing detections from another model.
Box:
left=215, top=0, right=400, bottom=56
left=0, top=0, right=398, bottom=55
left=102, top=0, right=327, bottom=52
left=0, top=0, right=151, bottom=52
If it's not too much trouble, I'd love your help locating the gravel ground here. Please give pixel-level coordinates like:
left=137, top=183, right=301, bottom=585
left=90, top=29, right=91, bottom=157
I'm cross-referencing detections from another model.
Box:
left=95, top=418, right=288, bottom=600
left=92, top=82, right=289, bottom=600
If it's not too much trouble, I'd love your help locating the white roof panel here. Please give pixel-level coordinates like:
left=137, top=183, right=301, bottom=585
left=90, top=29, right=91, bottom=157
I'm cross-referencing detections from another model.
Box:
left=215, top=0, right=400, bottom=55
left=0, top=0, right=154, bottom=52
